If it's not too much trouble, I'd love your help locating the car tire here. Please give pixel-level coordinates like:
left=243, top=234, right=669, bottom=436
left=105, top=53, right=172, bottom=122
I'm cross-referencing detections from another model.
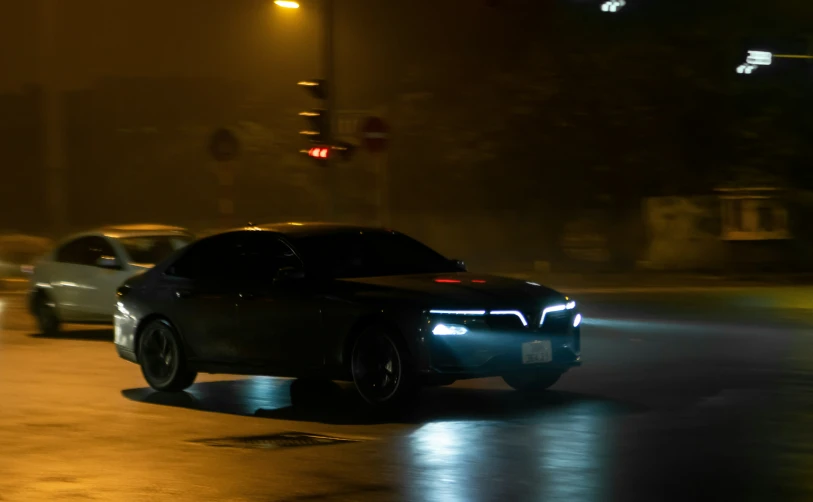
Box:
left=502, top=369, right=563, bottom=393
left=34, top=292, right=60, bottom=337
left=350, top=325, right=419, bottom=409
left=137, top=319, right=197, bottom=392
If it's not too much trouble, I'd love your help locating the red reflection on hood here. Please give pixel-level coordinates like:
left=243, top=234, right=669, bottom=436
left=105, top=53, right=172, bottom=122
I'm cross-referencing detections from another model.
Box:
left=434, top=278, right=461, bottom=283
left=471, top=279, right=486, bottom=283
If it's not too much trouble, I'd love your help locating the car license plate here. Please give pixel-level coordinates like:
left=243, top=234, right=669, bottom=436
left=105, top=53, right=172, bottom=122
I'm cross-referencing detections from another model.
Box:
left=522, top=340, right=552, bottom=364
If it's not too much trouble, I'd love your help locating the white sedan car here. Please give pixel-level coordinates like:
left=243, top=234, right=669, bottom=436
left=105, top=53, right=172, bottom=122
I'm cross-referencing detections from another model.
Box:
left=29, top=224, right=193, bottom=335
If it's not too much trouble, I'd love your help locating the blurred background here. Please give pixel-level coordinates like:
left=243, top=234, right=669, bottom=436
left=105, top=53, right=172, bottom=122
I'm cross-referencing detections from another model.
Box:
left=2, top=0, right=813, bottom=274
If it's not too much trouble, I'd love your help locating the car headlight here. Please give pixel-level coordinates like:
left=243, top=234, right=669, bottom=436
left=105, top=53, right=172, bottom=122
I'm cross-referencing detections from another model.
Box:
left=573, top=313, right=582, bottom=327
left=433, top=323, right=468, bottom=336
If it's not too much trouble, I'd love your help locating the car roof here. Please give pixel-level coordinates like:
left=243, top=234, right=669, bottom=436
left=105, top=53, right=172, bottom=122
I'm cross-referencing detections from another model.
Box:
left=100, top=224, right=192, bottom=239
left=224, top=222, right=391, bottom=238
left=60, top=224, right=191, bottom=241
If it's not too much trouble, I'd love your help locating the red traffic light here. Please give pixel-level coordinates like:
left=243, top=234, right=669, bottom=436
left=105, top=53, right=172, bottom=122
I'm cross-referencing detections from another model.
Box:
left=308, top=146, right=329, bottom=159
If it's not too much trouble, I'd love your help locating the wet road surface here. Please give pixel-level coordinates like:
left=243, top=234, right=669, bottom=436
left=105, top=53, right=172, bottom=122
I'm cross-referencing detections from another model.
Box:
left=1, top=288, right=812, bottom=501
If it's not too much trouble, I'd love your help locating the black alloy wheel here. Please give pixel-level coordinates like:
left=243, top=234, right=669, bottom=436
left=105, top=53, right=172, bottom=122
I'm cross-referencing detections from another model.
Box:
left=351, top=326, right=416, bottom=408
left=35, top=293, right=60, bottom=337
left=138, top=319, right=197, bottom=392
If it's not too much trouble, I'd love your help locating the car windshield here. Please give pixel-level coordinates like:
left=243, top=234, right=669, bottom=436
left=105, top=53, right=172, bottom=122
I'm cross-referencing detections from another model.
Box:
left=118, top=234, right=192, bottom=265
left=289, top=231, right=458, bottom=279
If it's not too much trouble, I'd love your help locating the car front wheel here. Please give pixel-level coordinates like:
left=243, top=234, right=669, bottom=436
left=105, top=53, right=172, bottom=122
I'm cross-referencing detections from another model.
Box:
left=351, top=325, right=418, bottom=409
left=138, top=319, right=197, bottom=392
left=502, top=369, right=563, bottom=393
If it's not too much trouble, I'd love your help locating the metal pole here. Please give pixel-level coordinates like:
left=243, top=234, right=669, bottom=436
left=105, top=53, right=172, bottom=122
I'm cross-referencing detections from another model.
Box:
left=39, top=0, right=67, bottom=237
left=323, top=0, right=337, bottom=221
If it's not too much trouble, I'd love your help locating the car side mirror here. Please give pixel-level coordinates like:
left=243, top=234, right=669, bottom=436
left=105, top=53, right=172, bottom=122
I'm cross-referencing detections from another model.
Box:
left=96, top=255, right=121, bottom=270
left=451, top=259, right=467, bottom=272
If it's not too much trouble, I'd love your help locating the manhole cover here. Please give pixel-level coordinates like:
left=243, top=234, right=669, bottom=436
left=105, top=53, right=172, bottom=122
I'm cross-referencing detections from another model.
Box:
left=190, top=432, right=363, bottom=450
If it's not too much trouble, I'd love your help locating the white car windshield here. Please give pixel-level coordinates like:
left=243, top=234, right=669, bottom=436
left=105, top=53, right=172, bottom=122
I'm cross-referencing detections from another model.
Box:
left=118, top=235, right=192, bottom=265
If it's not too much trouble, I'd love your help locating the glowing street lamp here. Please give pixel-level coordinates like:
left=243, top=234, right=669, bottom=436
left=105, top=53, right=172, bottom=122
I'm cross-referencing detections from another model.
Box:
left=601, top=0, right=626, bottom=13
left=274, top=0, right=300, bottom=8
left=735, top=49, right=813, bottom=75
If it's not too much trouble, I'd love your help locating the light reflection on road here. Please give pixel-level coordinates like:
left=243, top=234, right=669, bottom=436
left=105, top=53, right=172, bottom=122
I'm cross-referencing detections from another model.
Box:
left=407, top=402, right=611, bottom=502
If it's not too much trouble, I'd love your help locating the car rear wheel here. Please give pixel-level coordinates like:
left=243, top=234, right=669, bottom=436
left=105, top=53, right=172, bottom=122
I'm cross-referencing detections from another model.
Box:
left=351, top=326, right=418, bottom=409
left=138, top=319, right=197, bottom=392
left=503, top=369, right=563, bottom=393
left=34, top=292, right=60, bottom=337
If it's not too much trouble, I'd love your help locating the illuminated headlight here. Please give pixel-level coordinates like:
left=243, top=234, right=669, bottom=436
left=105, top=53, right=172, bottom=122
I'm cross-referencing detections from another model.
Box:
left=566, top=301, right=576, bottom=310
left=573, top=313, right=582, bottom=328
left=433, top=323, right=468, bottom=336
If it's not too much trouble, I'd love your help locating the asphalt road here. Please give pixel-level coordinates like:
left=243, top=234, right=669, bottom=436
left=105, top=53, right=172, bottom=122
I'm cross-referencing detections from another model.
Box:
left=1, top=288, right=812, bottom=501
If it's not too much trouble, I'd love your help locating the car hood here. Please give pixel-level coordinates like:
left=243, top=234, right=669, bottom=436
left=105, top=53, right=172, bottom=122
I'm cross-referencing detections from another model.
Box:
left=338, top=273, right=567, bottom=310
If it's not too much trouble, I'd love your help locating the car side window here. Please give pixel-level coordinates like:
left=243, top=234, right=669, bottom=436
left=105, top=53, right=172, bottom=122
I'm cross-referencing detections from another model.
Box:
left=84, top=236, right=118, bottom=267
left=236, top=233, right=303, bottom=281
left=55, top=236, right=117, bottom=267
left=166, top=232, right=301, bottom=282
left=55, top=238, right=89, bottom=264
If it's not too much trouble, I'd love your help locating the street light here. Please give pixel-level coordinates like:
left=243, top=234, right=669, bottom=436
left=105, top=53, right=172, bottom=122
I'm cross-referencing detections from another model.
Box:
left=600, top=0, right=626, bottom=13
left=274, top=1, right=300, bottom=8
left=735, top=49, right=813, bottom=75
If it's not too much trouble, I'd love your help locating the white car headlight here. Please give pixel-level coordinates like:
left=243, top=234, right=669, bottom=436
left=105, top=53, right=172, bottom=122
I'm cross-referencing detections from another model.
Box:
left=433, top=323, right=468, bottom=336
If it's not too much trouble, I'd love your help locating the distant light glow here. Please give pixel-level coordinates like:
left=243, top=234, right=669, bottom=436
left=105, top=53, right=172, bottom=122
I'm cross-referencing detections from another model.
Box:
left=433, top=324, right=468, bottom=336
left=490, top=310, right=528, bottom=326
left=600, top=0, right=625, bottom=12
left=566, top=301, right=576, bottom=310
left=573, top=314, right=582, bottom=328
left=471, top=279, right=486, bottom=284
left=527, top=282, right=541, bottom=287
left=736, top=64, right=757, bottom=74
left=746, top=50, right=773, bottom=66
left=435, top=279, right=461, bottom=284
left=274, top=0, right=300, bottom=8
left=429, top=310, right=486, bottom=316
left=539, top=304, right=567, bottom=326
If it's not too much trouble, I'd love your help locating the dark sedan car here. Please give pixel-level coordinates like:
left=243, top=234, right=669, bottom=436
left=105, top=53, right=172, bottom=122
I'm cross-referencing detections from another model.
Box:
left=114, top=223, right=582, bottom=407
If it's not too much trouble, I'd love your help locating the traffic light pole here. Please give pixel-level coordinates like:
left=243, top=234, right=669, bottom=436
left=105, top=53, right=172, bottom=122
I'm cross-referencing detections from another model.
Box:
left=322, top=0, right=338, bottom=221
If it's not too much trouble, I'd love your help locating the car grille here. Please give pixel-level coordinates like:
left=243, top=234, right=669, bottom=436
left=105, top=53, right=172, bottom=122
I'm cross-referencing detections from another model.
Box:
left=539, top=309, right=570, bottom=333
left=485, top=314, right=527, bottom=332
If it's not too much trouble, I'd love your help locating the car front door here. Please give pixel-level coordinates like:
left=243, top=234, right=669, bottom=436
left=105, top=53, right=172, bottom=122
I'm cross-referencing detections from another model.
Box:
left=159, top=233, right=244, bottom=363
left=233, top=233, right=324, bottom=370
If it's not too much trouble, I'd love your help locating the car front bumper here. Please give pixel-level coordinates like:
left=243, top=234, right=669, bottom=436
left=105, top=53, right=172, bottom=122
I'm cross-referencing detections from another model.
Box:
left=417, top=312, right=582, bottom=379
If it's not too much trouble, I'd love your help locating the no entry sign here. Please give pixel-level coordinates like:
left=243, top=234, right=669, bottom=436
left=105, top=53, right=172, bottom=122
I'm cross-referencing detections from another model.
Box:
left=360, top=116, right=389, bottom=153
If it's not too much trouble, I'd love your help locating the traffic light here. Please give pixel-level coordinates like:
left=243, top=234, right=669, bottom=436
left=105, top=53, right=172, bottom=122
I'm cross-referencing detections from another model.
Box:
left=298, top=80, right=329, bottom=143
left=297, top=79, right=355, bottom=164
left=298, top=110, right=328, bottom=142
left=303, top=142, right=356, bottom=165
left=307, top=146, right=329, bottom=159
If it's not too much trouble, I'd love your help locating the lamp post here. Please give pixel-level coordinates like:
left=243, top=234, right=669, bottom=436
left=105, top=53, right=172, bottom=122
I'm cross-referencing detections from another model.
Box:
left=275, top=0, right=338, bottom=220
left=38, top=0, right=67, bottom=237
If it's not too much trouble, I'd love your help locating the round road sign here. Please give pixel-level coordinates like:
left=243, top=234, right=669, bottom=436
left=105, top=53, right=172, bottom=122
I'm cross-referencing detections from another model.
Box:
left=209, top=128, right=240, bottom=162
left=360, top=116, right=389, bottom=153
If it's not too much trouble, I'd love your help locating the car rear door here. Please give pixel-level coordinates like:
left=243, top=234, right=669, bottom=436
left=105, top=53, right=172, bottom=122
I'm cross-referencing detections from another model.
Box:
left=45, top=237, right=93, bottom=321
